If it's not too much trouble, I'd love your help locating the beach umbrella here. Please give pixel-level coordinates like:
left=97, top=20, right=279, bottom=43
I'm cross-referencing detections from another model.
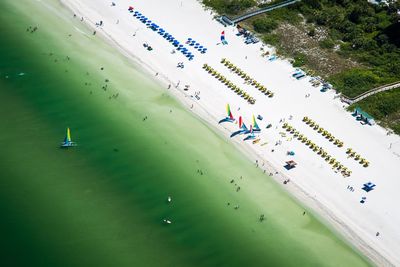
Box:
left=363, top=161, right=369, bottom=167
left=346, top=148, right=352, bottom=154
left=302, top=116, right=308, bottom=122
left=269, top=92, right=274, bottom=98
left=313, top=125, right=319, bottom=130
left=333, top=162, right=339, bottom=168
left=325, top=155, right=331, bottom=161
left=318, top=127, right=323, bottom=133
left=355, top=154, right=361, bottom=161
left=333, top=139, right=339, bottom=145
left=283, top=123, right=288, bottom=128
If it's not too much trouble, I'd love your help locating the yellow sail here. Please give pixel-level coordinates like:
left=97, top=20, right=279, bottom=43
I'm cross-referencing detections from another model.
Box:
left=66, top=128, right=71, bottom=142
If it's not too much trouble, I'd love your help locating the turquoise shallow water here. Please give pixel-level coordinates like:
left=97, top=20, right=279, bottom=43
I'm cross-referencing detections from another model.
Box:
left=0, top=0, right=371, bottom=266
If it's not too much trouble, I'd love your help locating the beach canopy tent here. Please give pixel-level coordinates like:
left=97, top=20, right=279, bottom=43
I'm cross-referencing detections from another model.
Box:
left=285, top=160, right=297, bottom=170
left=362, top=182, right=376, bottom=192
left=353, top=107, right=375, bottom=125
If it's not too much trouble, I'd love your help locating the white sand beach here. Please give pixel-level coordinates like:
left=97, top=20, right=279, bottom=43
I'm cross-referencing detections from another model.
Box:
left=59, top=0, right=400, bottom=265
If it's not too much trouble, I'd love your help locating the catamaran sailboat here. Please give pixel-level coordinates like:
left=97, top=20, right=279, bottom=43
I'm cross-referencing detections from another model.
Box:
left=60, top=127, right=77, bottom=148
left=218, top=104, right=235, bottom=124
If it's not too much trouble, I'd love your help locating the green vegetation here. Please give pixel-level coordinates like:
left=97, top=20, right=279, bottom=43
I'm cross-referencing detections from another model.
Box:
left=295, top=0, right=400, bottom=95
left=350, top=89, right=400, bottom=134
left=202, top=0, right=400, bottom=134
left=252, top=17, right=278, bottom=33
left=262, top=33, right=280, bottom=46
left=319, top=38, right=335, bottom=49
left=202, top=0, right=256, bottom=15
left=293, top=52, right=308, bottom=67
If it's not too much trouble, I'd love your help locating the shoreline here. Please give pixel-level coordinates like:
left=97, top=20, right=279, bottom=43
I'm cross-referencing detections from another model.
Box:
left=57, top=0, right=400, bottom=265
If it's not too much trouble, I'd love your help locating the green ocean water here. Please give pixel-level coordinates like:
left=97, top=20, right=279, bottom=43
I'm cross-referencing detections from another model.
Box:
left=0, top=0, right=371, bottom=266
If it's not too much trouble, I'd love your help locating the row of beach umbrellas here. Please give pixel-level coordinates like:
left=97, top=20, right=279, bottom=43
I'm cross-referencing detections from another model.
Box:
left=203, top=64, right=256, bottom=104
left=186, top=38, right=207, bottom=54
left=302, top=116, right=344, bottom=147
left=283, top=123, right=352, bottom=177
left=221, top=58, right=274, bottom=98
left=302, top=117, right=369, bottom=167
left=346, top=148, right=369, bottom=167
left=131, top=9, right=194, bottom=60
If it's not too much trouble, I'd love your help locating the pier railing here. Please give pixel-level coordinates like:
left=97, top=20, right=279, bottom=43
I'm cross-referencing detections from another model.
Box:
left=231, top=0, right=301, bottom=23
left=341, top=81, right=400, bottom=105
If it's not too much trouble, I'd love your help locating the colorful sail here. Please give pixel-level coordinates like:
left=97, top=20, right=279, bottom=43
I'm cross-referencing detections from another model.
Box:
left=64, top=127, right=72, bottom=143
left=220, top=31, right=228, bottom=45
left=252, top=115, right=260, bottom=129
left=226, top=104, right=234, bottom=120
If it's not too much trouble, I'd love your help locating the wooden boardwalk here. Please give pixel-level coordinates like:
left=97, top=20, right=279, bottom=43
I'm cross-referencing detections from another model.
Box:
left=341, top=81, right=400, bottom=105
left=231, top=0, right=301, bottom=23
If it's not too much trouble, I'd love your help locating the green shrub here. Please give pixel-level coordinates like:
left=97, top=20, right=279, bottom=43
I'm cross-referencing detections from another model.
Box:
left=319, top=38, right=335, bottom=49
left=262, top=34, right=279, bottom=46
left=293, top=53, right=307, bottom=67
left=252, top=17, right=278, bottom=33
left=202, top=0, right=256, bottom=15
